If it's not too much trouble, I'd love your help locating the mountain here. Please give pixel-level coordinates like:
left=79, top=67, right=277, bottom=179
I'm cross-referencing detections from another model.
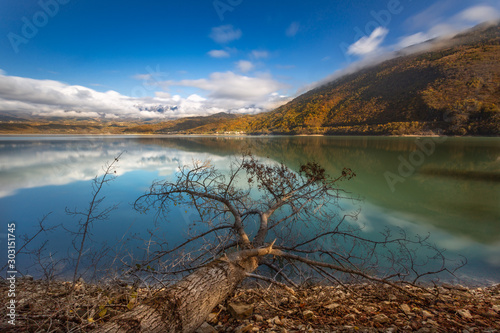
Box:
left=0, top=114, right=26, bottom=122
left=123, top=112, right=239, bottom=134
left=150, top=23, right=500, bottom=136
left=1, top=23, right=499, bottom=135
left=243, top=23, right=500, bottom=136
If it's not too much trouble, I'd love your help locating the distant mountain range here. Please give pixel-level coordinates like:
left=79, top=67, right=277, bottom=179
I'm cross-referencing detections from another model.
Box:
left=122, top=112, right=239, bottom=134
left=1, top=23, right=499, bottom=136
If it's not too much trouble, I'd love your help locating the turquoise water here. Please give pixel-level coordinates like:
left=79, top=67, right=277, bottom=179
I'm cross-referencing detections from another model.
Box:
left=0, top=135, right=499, bottom=284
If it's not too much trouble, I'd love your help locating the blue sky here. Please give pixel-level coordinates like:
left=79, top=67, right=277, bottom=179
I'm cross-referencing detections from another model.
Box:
left=0, top=0, right=499, bottom=119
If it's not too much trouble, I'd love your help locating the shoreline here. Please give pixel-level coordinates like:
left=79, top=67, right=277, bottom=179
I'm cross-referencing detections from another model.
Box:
left=1, top=278, right=499, bottom=332
left=0, top=133, right=498, bottom=138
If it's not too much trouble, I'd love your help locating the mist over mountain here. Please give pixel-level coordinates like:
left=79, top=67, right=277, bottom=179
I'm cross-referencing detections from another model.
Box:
left=236, top=22, right=500, bottom=136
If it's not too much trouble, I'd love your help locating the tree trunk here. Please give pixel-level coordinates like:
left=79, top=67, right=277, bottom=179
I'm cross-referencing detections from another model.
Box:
left=93, top=254, right=259, bottom=333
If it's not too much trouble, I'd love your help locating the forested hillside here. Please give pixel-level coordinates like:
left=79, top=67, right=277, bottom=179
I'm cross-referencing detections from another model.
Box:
left=241, top=23, right=500, bottom=136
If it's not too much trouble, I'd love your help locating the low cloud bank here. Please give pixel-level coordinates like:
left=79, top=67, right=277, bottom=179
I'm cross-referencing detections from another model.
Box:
left=0, top=71, right=289, bottom=119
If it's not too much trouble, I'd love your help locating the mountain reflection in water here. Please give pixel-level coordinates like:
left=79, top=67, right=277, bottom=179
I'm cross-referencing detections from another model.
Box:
left=0, top=135, right=499, bottom=283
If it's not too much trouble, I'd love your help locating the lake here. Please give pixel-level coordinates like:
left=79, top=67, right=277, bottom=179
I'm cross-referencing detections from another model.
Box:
left=0, top=135, right=499, bottom=285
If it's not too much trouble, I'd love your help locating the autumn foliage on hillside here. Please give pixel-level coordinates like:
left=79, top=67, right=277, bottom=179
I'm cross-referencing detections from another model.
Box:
left=176, top=23, right=500, bottom=136
left=132, top=24, right=500, bottom=136
left=244, top=23, right=500, bottom=136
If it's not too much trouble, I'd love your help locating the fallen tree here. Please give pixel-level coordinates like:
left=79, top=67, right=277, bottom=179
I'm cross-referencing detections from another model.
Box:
left=93, top=154, right=462, bottom=333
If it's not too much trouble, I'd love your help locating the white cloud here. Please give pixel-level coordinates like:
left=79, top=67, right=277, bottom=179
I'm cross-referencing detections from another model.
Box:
left=458, top=5, right=500, bottom=23
left=208, top=49, right=231, bottom=58
left=427, top=23, right=457, bottom=37
left=154, top=91, right=171, bottom=99
left=236, top=60, right=254, bottom=73
left=0, top=70, right=289, bottom=120
left=397, top=5, right=500, bottom=49
left=405, top=0, right=454, bottom=30
left=160, top=71, right=288, bottom=110
left=347, top=27, right=388, bottom=55
left=44, top=110, right=102, bottom=118
left=303, top=3, right=500, bottom=102
left=251, top=50, right=269, bottom=59
left=209, top=25, right=242, bottom=44
left=0, top=73, right=139, bottom=116
left=286, top=22, right=300, bottom=37
left=406, top=1, right=500, bottom=32
left=299, top=52, right=399, bottom=94
left=0, top=145, right=232, bottom=198
left=397, top=32, right=430, bottom=49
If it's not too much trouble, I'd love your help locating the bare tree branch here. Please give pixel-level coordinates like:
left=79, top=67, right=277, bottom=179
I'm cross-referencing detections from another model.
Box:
left=94, top=152, right=465, bottom=332
left=68, top=152, right=123, bottom=285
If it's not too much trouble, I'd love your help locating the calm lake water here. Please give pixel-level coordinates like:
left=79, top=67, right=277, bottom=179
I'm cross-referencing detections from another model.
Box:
left=0, top=135, right=499, bottom=284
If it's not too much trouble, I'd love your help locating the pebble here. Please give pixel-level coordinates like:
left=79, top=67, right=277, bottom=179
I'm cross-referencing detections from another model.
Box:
left=228, top=302, right=254, bottom=320
left=6, top=280, right=500, bottom=332
left=422, top=310, right=434, bottom=319
left=271, top=316, right=283, bottom=326
left=323, top=303, right=340, bottom=309
left=254, top=314, right=264, bottom=322
left=426, top=319, right=439, bottom=326
left=344, top=313, right=356, bottom=320
left=400, top=304, right=412, bottom=315
left=302, top=310, right=314, bottom=320
left=457, top=309, right=473, bottom=319
left=373, top=313, right=390, bottom=323
left=364, top=306, right=377, bottom=313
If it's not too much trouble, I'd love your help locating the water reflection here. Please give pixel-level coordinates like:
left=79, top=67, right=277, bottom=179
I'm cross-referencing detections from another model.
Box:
left=0, top=135, right=499, bottom=283
left=0, top=136, right=231, bottom=198
left=132, top=136, right=500, bottom=244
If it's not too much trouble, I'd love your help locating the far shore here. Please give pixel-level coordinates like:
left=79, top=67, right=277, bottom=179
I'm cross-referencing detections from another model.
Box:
left=1, top=132, right=498, bottom=138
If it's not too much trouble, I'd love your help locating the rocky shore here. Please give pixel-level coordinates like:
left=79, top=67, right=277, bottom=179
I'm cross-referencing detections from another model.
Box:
left=1, top=278, right=499, bottom=332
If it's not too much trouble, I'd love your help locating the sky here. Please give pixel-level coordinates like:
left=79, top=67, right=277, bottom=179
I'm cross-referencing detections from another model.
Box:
left=0, top=0, right=499, bottom=119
